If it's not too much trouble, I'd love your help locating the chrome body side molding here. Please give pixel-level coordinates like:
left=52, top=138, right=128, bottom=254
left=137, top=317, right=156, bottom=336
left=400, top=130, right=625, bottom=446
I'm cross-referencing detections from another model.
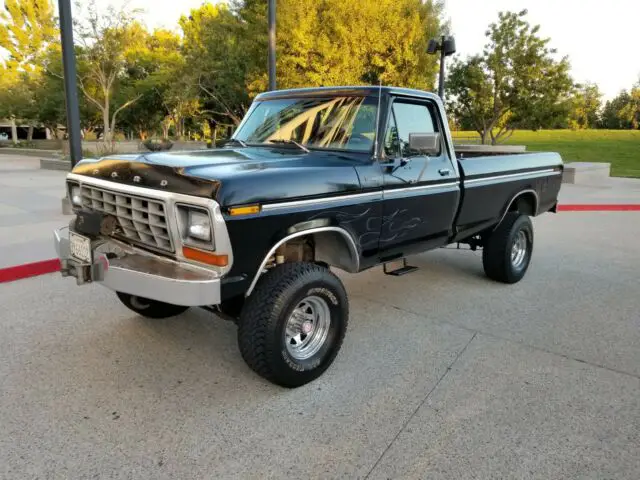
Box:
left=244, top=226, right=359, bottom=297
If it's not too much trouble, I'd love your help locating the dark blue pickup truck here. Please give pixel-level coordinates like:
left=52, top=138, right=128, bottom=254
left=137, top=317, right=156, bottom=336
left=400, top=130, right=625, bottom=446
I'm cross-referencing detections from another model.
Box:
left=54, top=86, right=563, bottom=387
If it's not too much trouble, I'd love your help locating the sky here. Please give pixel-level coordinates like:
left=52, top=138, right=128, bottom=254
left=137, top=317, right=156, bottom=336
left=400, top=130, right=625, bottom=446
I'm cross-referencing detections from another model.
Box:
left=58, top=0, right=640, bottom=100
left=442, top=0, right=639, bottom=100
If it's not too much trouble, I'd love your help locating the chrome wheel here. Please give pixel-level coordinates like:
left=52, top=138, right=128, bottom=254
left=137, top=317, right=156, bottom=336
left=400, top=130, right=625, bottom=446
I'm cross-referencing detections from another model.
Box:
left=511, top=230, right=528, bottom=269
left=285, top=296, right=331, bottom=360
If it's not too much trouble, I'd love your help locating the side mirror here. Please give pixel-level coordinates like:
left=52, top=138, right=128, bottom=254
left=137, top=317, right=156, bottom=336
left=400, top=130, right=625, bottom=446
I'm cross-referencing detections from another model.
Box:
left=408, top=132, right=440, bottom=156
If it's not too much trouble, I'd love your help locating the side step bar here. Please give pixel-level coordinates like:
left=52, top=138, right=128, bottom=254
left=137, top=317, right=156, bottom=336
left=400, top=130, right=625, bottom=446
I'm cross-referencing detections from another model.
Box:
left=383, top=258, right=418, bottom=276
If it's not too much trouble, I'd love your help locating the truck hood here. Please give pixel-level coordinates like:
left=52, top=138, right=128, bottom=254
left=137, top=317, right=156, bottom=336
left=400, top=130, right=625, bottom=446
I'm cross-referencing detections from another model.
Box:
left=71, top=146, right=364, bottom=207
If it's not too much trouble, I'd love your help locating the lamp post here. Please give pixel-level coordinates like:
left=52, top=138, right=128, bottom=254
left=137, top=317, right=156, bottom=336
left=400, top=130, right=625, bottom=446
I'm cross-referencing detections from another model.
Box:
left=57, top=0, right=82, bottom=167
left=427, top=35, right=456, bottom=101
left=268, top=0, right=276, bottom=91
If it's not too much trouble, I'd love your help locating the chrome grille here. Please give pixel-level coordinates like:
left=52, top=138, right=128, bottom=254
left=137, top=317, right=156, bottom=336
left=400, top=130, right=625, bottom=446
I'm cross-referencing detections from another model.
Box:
left=80, top=185, right=174, bottom=252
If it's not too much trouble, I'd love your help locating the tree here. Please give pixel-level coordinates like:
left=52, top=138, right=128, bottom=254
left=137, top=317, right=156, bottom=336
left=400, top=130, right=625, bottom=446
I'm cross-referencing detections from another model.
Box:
left=182, top=0, right=445, bottom=138
left=447, top=10, right=574, bottom=144
left=0, top=0, right=58, bottom=142
left=0, top=66, right=32, bottom=142
left=37, top=45, right=102, bottom=138
left=601, top=91, right=630, bottom=129
left=619, top=80, right=640, bottom=129
left=601, top=81, right=640, bottom=130
left=117, top=28, right=187, bottom=139
left=0, top=0, right=57, bottom=72
left=181, top=3, right=253, bottom=128
left=73, top=1, right=146, bottom=144
left=238, top=0, right=444, bottom=92
left=568, top=82, right=602, bottom=129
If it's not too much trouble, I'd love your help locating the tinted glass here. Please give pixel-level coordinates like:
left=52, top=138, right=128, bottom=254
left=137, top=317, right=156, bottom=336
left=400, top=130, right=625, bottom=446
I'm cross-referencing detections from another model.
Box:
left=234, top=96, right=378, bottom=152
left=387, top=102, right=437, bottom=157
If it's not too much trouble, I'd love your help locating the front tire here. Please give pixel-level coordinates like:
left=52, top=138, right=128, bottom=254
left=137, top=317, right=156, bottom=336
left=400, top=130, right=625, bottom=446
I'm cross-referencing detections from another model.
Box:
left=482, top=212, right=534, bottom=284
left=237, top=262, right=348, bottom=388
left=116, top=292, right=189, bottom=318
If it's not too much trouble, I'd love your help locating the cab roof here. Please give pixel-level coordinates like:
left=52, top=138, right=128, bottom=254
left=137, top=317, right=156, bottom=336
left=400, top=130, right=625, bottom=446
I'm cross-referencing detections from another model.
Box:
left=255, top=85, right=440, bottom=102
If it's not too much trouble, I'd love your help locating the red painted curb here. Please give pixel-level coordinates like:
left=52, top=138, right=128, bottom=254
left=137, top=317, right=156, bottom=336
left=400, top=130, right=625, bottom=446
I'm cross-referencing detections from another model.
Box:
left=558, top=204, right=640, bottom=212
left=0, top=259, right=61, bottom=284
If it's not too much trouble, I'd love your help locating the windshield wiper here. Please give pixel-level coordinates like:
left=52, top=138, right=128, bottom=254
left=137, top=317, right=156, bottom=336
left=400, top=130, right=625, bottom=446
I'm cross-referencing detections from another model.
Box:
left=225, top=137, right=247, bottom=148
left=267, top=139, right=310, bottom=153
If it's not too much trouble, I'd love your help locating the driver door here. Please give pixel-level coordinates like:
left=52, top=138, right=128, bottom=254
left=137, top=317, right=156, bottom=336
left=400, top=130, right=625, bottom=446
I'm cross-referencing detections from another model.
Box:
left=378, top=97, right=460, bottom=257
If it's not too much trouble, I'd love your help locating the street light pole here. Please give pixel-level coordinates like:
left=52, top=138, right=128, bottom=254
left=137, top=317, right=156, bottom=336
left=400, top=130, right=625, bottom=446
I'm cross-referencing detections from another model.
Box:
left=268, top=0, right=276, bottom=91
left=57, top=0, right=82, bottom=166
left=438, top=36, right=446, bottom=99
left=427, top=35, right=456, bottom=102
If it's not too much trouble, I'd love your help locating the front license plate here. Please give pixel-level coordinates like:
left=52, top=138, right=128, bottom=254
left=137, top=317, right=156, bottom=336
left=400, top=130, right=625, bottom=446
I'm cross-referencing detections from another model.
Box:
left=69, top=232, right=92, bottom=264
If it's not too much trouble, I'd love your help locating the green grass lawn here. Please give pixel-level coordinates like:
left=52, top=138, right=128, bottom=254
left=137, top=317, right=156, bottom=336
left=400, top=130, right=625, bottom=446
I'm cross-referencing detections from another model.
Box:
left=451, top=130, right=640, bottom=178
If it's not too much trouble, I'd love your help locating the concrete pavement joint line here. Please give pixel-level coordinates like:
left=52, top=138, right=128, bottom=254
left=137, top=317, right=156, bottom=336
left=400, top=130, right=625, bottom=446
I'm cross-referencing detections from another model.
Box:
left=354, top=293, right=640, bottom=381
left=363, top=332, right=478, bottom=480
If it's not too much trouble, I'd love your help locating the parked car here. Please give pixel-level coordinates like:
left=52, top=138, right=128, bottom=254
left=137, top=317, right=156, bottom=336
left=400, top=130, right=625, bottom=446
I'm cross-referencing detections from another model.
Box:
left=54, top=86, right=563, bottom=387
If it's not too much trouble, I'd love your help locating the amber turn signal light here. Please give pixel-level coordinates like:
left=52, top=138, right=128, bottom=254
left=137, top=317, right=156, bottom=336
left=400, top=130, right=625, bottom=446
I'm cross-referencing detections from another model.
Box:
left=229, top=205, right=260, bottom=216
left=182, top=246, right=228, bottom=266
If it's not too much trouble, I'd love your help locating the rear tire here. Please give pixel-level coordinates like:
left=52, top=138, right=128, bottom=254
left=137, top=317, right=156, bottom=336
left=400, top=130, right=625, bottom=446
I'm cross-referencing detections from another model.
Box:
left=237, top=262, right=348, bottom=388
left=116, top=292, right=189, bottom=318
left=482, top=212, right=534, bottom=284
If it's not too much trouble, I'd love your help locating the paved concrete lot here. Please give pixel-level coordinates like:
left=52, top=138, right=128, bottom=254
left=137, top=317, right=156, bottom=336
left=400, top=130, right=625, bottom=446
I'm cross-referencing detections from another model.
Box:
left=0, top=155, right=68, bottom=268
left=1, top=211, right=639, bottom=479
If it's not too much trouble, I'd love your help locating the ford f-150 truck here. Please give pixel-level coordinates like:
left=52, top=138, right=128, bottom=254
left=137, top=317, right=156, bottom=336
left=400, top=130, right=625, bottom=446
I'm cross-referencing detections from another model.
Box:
left=54, top=86, right=563, bottom=387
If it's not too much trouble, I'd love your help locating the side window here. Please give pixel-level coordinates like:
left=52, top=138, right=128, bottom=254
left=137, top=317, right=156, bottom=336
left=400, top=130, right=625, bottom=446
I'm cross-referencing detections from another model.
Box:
left=386, top=101, right=438, bottom=157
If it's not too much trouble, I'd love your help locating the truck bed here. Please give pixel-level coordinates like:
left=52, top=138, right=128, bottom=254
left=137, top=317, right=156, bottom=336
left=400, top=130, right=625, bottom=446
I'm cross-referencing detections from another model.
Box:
left=454, top=151, right=564, bottom=241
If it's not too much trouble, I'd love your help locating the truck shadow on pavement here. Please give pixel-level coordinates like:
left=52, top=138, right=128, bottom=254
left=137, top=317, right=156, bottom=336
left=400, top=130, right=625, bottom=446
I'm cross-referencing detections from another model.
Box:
left=111, top=307, right=279, bottom=391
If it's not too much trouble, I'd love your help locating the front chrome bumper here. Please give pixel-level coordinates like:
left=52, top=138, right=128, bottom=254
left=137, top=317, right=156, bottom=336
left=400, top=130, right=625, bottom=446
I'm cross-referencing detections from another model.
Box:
left=54, top=228, right=222, bottom=306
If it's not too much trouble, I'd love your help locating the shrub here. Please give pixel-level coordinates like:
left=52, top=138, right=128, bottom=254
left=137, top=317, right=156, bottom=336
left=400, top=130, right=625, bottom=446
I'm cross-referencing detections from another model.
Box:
left=142, top=139, right=174, bottom=152
left=95, top=142, right=119, bottom=157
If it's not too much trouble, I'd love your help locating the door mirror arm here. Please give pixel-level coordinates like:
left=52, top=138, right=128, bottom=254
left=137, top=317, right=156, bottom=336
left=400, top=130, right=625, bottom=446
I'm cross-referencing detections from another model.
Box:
left=379, top=156, right=406, bottom=172
left=379, top=155, right=418, bottom=172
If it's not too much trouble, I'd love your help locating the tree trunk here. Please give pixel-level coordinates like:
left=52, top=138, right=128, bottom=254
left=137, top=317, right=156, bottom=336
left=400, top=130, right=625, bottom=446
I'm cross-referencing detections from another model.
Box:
left=10, top=117, right=18, bottom=144
left=208, top=118, right=217, bottom=147
left=162, top=119, right=170, bottom=140
left=480, top=130, right=490, bottom=145
left=27, top=126, right=34, bottom=141
left=102, top=106, right=111, bottom=144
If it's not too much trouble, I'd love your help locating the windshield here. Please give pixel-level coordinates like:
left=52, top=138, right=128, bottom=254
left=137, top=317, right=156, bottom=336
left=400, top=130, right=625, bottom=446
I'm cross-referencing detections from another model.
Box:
left=234, top=96, right=378, bottom=153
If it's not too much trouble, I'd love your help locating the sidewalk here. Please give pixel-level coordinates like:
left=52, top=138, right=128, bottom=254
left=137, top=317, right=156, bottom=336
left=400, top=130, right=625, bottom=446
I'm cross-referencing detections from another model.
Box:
left=1, top=153, right=639, bottom=274
left=0, top=155, right=70, bottom=270
left=558, top=176, right=640, bottom=205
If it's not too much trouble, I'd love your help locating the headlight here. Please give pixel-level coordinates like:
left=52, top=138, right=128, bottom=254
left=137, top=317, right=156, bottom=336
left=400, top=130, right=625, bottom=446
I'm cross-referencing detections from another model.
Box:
left=70, top=185, right=82, bottom=206
left=177, top=205, right=214, bottom=250
left=187, top=210, right=211, bottom=241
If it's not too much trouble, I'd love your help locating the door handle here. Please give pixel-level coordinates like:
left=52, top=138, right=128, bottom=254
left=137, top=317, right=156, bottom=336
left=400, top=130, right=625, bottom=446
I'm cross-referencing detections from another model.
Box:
left=438, top=168, right=451, bottom=176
